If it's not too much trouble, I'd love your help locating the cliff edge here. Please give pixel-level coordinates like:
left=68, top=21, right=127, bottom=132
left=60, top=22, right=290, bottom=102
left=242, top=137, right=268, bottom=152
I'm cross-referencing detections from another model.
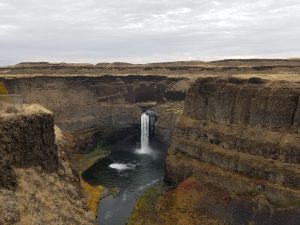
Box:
left=0, top=105, right=94, bottom=225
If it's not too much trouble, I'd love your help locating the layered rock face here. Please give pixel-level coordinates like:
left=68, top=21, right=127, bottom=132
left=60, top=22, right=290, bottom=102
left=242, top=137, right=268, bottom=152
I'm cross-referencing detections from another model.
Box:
left=1, top=60, right=300, bottom=76
left=167, top=76, right=300, bottom=225
left=0, top=105, right=94, bottom=225
left=184, top=76, right=300, bottom=133
left=0, top=76, right=188, bottom=142
left=1, top=59, right=300, bottom=141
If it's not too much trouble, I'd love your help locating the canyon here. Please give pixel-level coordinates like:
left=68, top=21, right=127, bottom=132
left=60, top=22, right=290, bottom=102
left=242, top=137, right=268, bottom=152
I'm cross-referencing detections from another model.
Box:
left=0, top=59, right=299, bottom=225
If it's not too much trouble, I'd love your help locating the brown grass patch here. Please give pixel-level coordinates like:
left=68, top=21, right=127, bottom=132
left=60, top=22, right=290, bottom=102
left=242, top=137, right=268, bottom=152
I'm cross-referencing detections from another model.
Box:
left=80, top=179, right=104, bottom=216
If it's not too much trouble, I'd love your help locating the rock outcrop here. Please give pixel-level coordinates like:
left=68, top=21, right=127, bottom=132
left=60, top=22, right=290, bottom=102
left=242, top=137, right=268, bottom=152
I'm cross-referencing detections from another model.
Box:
left=166, top=76, right=300, bottom=225
left=0, top=105, right=58, bottom=189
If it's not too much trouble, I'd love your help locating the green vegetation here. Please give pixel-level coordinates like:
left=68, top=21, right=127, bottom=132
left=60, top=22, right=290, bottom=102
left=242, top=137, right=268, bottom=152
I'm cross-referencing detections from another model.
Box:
left=128, top=183, right=164, bottom=225
left=75, top=140, right=110, bottom=217
left=74, top=141, right=110, bottom=173
left=108, top=187, right=120, bottom=198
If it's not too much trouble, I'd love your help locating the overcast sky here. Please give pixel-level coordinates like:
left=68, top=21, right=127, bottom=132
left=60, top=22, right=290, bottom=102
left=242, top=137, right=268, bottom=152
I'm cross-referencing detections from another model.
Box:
left=0, top=0, right=300, bottom=65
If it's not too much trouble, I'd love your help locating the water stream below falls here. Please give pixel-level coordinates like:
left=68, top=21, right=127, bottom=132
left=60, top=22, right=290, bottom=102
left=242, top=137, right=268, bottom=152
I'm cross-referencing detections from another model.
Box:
left=82, top=112, right=166, bottom=225
left=82, top=142, right=166, bottom=225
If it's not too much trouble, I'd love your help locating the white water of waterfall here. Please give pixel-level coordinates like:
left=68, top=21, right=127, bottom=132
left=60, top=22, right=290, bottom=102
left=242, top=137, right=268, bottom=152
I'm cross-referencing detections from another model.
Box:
left=139, top=112, right=150, bottom=154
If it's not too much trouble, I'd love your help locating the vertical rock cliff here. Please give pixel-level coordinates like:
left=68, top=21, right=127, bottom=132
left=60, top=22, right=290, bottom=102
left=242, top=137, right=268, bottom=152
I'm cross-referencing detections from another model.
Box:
left=166, top=76, right=300, bottom=225
left=0, top=105, right=94, bottom=225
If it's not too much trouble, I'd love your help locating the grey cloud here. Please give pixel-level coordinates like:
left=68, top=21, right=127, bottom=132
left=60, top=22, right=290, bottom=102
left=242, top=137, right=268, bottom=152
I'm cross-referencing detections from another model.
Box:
left=0, top=0, right=300, bottom=65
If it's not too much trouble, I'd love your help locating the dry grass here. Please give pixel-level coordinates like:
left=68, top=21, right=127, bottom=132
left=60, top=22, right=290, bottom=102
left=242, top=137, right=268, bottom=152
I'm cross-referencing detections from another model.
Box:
left=156, top=177, right=224, bottom=225
left=0, top=82, right=8, bottom=95
left=0, top=103, right=52, bottom=117
left=0, top=168, right=95, bottom=225
left=128, top=178, right=224, bottom=225
left=80, top=179, right=104, bottom=216
left=23, top=104, right=52, bottom=114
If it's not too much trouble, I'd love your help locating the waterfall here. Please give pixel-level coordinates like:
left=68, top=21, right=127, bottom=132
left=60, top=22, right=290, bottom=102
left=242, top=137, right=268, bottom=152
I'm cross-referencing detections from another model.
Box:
left=140, top=112, right=150, bottom=153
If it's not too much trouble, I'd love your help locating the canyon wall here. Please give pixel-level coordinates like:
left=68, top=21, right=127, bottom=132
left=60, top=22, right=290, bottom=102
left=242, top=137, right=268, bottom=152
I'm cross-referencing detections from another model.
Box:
left=167, top=76, right=300, bottom=225
left=184, top=76, right=300, bottom=133
left=0, top=75, right=188, bottom=142
left=1, top=59, right=300, bottom=141
left=0, top=105, right=94, bottom=225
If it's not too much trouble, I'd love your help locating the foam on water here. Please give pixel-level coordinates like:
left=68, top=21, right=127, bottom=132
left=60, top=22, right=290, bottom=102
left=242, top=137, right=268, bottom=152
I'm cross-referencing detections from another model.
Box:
left=109, top=163, right=134, bottom=171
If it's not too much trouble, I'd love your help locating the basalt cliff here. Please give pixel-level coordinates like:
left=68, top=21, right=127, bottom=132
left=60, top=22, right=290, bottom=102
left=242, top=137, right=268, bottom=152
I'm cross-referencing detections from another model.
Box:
left=0, top=105, right=94, bottom=225
left=165, top=76, right=300, bottom=225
